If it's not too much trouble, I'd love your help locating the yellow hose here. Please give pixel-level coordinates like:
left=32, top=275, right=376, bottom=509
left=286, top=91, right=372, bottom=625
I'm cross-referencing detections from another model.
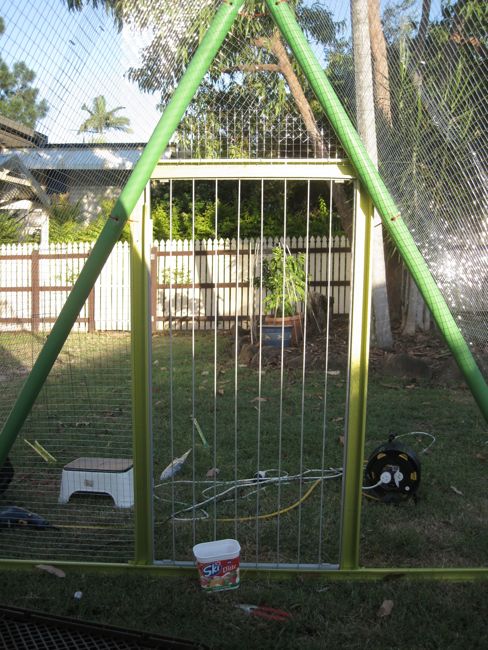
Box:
left=216, top=478, right=322, bottom=523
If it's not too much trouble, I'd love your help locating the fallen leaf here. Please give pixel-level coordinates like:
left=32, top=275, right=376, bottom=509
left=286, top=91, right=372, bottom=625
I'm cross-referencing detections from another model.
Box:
left=475, top=452, right=488, bottom=462
left=36, top=564, right=66, bottom=578
left=338, top=435, right=345, bottom=447
left=206, top=467, right=220, bottom=479
left=217, top=388, right=225, bottom=396
left=377, top=599, right=394, bottom=618
left=327, top=370, right=340, bottom=376
left=450, top=485, right=463, bottom=496
left=332, top=416, right=344, bottom=423
left=201, top=370, right=209, bottom=376
left=75, top=421, right=90, bottom=428
left=251, top=396, right=268, bottom=403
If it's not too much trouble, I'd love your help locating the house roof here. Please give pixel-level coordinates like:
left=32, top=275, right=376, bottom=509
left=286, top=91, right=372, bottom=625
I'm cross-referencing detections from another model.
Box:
left=0, top=144, right=149, bottom=171
left=0, top=116, right=48, bottom=148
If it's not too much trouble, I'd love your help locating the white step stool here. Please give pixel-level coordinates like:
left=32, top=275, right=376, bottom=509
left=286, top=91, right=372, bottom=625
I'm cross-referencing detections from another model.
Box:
left=59, top=457, right=134, bottom=508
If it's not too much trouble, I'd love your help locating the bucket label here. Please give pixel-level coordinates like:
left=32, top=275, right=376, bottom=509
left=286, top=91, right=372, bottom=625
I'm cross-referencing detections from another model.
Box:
left=197, top=557, right=240, bottom=591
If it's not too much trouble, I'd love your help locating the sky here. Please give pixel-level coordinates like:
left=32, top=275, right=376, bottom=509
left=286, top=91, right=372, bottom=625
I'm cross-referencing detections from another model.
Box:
left=0, top=0, right=162, bottom=143
left=0, top=0, right=434, bottom=145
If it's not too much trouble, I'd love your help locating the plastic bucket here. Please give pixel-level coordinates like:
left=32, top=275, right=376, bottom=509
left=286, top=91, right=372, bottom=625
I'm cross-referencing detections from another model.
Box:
left=261, top=324, right=293, bottom=348
left=193, top=539, right=241, bottom=592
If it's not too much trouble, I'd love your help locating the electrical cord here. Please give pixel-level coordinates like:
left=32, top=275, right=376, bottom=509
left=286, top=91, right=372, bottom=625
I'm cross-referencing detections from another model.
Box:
left=394, top=431, right=436, bottom=454
left=54, top=432, right=437, bottom=528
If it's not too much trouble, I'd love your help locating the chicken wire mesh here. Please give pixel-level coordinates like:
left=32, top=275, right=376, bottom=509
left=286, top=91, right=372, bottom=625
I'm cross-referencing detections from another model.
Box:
left=0, top=0, right=485, bottom=372
left=0, top=0, right=486, bottom=569
left=0, top=323, right=134, bottom=563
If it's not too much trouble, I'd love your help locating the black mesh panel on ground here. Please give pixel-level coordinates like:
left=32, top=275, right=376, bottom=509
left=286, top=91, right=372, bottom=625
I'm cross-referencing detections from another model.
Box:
left=0, top=606, right=207, bottom=650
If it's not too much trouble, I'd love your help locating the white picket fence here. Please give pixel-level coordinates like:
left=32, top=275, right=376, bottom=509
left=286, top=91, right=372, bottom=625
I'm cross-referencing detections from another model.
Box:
left=0, top=237, right=351, bottom=332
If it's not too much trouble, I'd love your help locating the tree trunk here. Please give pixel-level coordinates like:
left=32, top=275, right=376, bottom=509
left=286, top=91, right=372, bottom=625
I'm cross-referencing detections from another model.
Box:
left=256, top=31, right=325, bottom=157
left=367, top=0, right=392, bottom=126
left=351, top=0, right=393, bottom=349
left=412, top=0, right=432, bottom=86
left=402, top=271, right=429, bottom=335
left=254, top=32, right=354, bottom=237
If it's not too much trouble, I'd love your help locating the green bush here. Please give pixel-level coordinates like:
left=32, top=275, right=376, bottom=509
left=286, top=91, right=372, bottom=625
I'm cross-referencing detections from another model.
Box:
left=260, top=245, right=307, bottom=317
left=0, top=213, right=24, bottom=243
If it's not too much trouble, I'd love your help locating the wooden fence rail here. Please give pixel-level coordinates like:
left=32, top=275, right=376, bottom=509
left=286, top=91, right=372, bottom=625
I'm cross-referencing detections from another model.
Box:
left=0, top=237, right=351, bottom=332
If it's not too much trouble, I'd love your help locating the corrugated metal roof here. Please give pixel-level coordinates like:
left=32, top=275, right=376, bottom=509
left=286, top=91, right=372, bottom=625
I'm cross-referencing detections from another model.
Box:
left=0, top=145, right=154, bottom=171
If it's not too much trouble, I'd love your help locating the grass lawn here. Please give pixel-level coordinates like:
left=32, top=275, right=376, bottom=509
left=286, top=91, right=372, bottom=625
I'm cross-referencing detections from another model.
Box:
left=0, top=570, right=488, bottom=649
left=0, top=327, right=487, bottom=647
left=0, top=328, right=486, bottom=569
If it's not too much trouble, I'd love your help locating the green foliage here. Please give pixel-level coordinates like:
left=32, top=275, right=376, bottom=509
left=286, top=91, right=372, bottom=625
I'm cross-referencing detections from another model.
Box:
left=47, top=194, right=82, bottom=243
left=381, top=0, right=487, bottom=226
left=0, top=213, right=23, bottom=243
left=78, top=95, right=132, bottom=137
left=151, top=180, right=340, bottom=241
left=260, top=245, right=306, bottom=317
left=0, top=16, right=48, bottom=128
left=47, top=195, right=123, bottom=243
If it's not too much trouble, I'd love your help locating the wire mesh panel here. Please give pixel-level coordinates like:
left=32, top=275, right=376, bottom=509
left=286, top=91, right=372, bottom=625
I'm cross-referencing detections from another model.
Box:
left=0, top=326, right=134, bottom=563
left=0, top=605, right=207, bottom=650
left=0, top=0, right=486, bottom=576
left=151, top=163, right=353, bottom=568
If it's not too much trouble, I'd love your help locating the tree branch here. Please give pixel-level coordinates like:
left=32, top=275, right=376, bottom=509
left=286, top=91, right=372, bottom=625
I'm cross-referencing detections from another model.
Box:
left=224, top=64, right=280, bottom=73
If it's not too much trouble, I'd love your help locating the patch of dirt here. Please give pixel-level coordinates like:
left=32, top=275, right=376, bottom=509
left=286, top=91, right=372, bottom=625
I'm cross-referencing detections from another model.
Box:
left=232, top=316, right=484, bottom=387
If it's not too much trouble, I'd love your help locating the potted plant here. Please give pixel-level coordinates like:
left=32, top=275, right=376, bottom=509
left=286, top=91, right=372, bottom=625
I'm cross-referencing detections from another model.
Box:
left=258, top=244, right=306, bottom=347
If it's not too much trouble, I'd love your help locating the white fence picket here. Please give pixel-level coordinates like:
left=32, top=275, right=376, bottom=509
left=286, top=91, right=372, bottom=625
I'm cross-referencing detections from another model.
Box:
left=0, top=238, right=351, bottom=332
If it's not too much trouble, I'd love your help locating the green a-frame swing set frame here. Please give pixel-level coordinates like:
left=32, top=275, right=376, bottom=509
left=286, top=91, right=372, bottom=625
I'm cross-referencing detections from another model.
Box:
left=0, top=0, right=487, bottom=580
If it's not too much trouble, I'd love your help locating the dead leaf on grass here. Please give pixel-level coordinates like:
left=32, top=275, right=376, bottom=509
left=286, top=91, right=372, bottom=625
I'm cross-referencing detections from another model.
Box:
left=206, top=467, right=220, bottom=479
left=36, top=564, right=66, bottom=578
left=251, top=397, right=268, bottom=403
left=475, top=452, right=488, bottom=462
left=338, top=435, right=345, bottom=447
left=450, top=485, right=463, bottom=496
left=217, top=388, right=225, bottom=396
left=377, top=599, right=394, bottom=618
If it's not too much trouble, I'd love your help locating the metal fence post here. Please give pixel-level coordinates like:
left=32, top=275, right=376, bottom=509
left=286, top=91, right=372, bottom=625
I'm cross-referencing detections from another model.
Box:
left=130, top=183, right=154, bottom=565
left=340, top=183, right=373, bottom=570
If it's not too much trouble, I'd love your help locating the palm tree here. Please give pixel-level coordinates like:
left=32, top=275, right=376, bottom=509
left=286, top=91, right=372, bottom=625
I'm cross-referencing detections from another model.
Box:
left=78, top=95, right=132, bottom=137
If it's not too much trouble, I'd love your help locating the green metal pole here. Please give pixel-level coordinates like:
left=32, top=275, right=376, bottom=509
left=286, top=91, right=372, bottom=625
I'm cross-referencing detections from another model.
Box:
left=0, top=0, right=246, bottom=467
left=340, top=184, right=373, bottom=570
left=130, top=186, right=154, bottom=564
left=266, top=0, right=488, bottom=422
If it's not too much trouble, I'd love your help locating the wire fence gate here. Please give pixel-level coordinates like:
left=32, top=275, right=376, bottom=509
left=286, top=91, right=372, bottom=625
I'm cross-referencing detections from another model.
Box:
left=150, top=161, right=362, bottom=571
left=0, top=160, right=373, bottom=574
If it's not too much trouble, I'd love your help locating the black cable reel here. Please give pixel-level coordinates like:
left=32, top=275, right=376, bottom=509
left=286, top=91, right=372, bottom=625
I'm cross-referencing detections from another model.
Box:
left=365, top=434, right=421, bottom=503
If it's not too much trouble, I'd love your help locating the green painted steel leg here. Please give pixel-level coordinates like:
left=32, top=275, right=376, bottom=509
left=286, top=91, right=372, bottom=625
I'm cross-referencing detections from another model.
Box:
left=0, top=0, right=246, bottom=467
left=130, top=186, right=154, bottom=564
left=340, top=184, right=373, bottom=570
left=266, top=0, right=488, bottom=422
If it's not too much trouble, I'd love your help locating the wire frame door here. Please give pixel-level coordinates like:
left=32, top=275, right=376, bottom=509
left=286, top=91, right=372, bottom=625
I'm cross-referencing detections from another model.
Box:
left=146, top=160, right=370, bottom=571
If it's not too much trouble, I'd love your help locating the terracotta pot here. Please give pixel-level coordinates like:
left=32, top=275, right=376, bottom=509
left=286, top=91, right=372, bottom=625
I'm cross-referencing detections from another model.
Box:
left=264, top=314, right=303, bottom=347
